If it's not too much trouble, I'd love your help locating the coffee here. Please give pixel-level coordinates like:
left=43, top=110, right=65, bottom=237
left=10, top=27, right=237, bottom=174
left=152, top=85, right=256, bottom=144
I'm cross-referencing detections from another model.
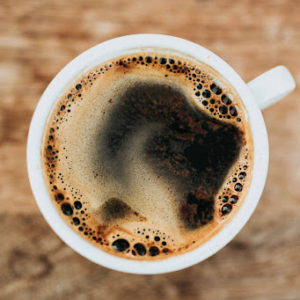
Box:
left=42, top=53, right=252, bottom=260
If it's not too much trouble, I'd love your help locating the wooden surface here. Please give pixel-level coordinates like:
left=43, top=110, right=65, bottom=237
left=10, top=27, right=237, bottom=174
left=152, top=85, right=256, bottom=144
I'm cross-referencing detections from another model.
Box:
left=0, top=0, right=300, bottom=299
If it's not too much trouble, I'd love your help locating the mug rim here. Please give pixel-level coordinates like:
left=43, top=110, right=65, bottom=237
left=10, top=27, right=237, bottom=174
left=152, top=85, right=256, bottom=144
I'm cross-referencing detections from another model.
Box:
left=27, top=33, right=269, bottom=274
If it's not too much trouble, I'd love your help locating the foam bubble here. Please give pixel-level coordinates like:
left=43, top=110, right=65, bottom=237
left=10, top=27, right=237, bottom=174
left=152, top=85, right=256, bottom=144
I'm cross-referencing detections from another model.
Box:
left=221, top=204, right=232, bottom=215
left=112, top=239, right=129, bottom=252
left=133, top=243, right=146, bottom=256
left=61, top=203, right=73, bottom=216
left=149, top=246, right=160, bottom=256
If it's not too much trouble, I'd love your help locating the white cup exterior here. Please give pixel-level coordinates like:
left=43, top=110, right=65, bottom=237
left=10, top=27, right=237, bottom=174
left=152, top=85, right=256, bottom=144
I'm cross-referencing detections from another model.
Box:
left=27, top=34, right=269, bottom=274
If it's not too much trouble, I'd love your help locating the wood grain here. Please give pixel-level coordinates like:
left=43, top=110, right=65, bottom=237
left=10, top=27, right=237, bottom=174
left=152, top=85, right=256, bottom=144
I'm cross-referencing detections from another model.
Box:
left=0, top=0, right=299, bottom=299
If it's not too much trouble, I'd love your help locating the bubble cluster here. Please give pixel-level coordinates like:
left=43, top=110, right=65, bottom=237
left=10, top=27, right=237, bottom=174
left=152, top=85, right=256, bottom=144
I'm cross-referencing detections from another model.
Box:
left=42, top=52, right=252, bottom=260
left=108, top=228, right=173, bottom=258
left=216, top=156, right=249, bottom=217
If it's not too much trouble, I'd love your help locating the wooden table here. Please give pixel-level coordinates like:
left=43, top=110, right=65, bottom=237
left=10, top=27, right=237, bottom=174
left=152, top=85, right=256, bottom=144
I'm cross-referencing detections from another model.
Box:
left=0, top=0, right=299, bottom=299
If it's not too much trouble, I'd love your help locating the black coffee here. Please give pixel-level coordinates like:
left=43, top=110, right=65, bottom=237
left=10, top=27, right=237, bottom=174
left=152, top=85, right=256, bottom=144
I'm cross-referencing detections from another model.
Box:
left=42, top=53, right=252, bottom=260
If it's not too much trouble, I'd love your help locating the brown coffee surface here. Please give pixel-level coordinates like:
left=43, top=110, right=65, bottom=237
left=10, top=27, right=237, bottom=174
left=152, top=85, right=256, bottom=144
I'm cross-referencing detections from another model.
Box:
left=42, top=53, right=252, bottom=260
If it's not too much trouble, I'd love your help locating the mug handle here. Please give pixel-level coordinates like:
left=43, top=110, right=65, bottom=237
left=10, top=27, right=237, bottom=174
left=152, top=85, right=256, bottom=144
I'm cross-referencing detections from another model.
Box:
left=247, top=66, right=296, bottom=110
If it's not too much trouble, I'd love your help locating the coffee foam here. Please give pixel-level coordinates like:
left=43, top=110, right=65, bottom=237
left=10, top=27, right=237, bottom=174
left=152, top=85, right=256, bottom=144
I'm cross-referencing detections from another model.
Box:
left=42, top=53, right=252, bottom=260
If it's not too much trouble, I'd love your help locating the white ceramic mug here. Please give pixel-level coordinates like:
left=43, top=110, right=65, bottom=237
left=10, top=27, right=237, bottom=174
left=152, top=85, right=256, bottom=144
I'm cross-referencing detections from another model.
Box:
left=27, top=34, right=296, bottom=274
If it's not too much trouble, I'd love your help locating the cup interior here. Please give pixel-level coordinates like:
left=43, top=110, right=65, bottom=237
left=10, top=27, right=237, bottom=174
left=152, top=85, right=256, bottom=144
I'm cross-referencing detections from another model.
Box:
left=27, top=34, right=268, bottom=274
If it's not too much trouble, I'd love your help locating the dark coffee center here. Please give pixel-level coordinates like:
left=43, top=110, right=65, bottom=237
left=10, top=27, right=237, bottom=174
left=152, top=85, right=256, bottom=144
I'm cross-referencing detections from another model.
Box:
left=100, top=82, right=243, bottom=228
